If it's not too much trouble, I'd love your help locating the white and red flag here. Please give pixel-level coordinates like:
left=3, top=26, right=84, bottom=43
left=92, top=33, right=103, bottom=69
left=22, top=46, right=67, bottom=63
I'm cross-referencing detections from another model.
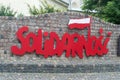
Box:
left=68, top=18, right=91, bottom=29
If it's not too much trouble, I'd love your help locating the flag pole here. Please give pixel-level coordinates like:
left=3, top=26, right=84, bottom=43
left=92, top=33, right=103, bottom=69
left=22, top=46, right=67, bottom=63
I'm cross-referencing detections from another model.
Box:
left=88, top=17, right=92, bottom=37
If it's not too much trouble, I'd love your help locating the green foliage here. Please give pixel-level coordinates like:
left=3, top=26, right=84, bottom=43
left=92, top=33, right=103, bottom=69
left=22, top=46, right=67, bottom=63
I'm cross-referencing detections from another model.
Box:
left=0, top=5, right=16, bottom=16
left=28, top=0, right=63, bottom=15
left=82, top=0, right=120, bottom=24
left=17, top=13, right=24, bottom=18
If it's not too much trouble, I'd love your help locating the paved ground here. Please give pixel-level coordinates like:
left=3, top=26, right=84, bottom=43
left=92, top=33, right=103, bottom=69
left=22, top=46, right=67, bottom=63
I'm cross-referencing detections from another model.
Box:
left=0, top=72, right=120, bottom=80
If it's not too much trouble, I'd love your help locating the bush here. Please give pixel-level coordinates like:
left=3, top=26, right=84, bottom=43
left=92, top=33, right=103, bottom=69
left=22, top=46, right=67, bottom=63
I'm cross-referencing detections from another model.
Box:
left=28, top=0, right=63, bottom=15
left=0, top=5, right=16, bottom=16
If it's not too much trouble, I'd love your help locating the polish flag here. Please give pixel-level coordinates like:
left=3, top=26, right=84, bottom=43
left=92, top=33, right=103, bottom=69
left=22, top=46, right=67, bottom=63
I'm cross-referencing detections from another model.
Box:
left=68, top=18, right=91, bottom=29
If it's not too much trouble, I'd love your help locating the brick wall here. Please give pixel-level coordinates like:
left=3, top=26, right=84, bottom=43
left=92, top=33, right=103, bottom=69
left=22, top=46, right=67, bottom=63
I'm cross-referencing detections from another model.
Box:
left=0, top=12, right=119, bottom=65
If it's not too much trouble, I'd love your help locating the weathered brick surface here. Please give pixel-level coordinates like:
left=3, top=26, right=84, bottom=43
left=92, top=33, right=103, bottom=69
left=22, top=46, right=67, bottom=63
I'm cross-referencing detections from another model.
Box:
left=0, top=12, right=119, bottom=74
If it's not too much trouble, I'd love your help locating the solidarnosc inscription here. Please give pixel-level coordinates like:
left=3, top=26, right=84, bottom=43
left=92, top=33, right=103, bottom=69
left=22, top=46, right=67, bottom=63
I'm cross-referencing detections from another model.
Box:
left=11, top=18, right=112, bottom=59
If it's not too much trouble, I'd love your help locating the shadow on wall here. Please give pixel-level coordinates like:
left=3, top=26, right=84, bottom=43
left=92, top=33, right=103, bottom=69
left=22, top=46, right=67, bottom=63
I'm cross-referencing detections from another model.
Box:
left=117, top=35, right=120, bottom=57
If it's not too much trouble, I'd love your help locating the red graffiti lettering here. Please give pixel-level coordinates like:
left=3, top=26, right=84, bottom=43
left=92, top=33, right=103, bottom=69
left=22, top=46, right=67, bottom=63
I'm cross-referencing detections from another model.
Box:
left=11, top=26, right=111, bottom=59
